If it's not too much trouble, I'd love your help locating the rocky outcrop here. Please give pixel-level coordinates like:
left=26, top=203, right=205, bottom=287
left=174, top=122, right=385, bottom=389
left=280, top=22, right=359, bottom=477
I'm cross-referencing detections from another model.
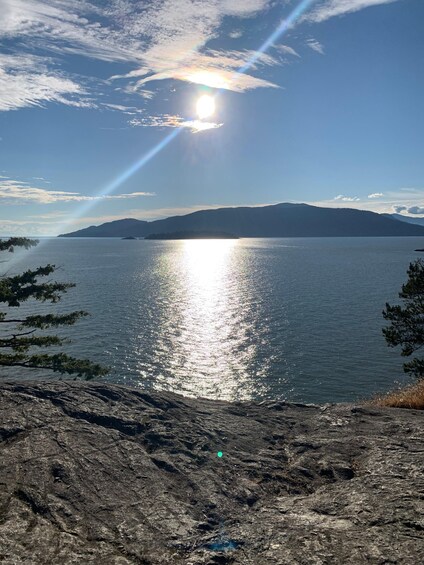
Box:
left=0, top=380, right=423, bottom=564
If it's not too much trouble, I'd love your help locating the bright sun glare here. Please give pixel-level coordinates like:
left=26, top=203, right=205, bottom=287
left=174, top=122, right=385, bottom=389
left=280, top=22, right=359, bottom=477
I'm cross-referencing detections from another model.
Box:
left=196, top=95, right=215, bottom=120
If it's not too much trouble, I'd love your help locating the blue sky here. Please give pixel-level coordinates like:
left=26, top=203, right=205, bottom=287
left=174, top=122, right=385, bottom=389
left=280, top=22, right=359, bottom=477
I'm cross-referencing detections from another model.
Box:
left=0, top=0, right=423, bottom=235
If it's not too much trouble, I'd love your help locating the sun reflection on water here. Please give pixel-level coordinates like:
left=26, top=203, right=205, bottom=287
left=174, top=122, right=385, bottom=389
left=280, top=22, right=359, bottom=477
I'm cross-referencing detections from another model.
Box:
left=149, top=239, right=264, bottom=400
left=176, top=239, right=242, bottom=398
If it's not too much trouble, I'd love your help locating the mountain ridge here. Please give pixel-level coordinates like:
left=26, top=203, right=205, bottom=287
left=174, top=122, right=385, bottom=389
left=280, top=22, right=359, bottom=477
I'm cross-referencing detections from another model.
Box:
left=382, top=213, right=424, bottom=227
left=58, top=203, right=424, bottom=238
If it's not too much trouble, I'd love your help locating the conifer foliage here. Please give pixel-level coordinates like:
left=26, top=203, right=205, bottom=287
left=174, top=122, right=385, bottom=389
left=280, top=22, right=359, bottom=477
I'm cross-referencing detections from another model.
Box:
left=0, top=238, right=108, bottom=378
left=383, top=259, right=424, bottom=379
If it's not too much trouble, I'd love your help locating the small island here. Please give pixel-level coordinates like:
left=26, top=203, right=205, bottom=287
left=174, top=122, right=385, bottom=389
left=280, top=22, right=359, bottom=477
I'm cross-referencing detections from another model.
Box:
left=122, top=236, right=138, bottom=240
left=144, top=230, right=239, bottom=240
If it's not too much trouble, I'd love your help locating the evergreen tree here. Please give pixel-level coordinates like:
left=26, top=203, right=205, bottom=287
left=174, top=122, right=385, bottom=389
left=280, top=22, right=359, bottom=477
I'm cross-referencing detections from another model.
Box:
left=383, top=259, right=424, bottom=379
left=0, top=237, right=108, bottom=379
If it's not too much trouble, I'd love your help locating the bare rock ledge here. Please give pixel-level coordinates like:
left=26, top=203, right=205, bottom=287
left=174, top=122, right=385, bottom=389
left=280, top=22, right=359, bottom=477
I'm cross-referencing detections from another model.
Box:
left=1, top=380, right=423, bottom=564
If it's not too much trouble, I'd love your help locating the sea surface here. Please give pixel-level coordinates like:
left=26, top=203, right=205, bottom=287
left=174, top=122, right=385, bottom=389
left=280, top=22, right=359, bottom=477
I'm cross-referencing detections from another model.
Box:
left=2, top=236, right=423, bottom=403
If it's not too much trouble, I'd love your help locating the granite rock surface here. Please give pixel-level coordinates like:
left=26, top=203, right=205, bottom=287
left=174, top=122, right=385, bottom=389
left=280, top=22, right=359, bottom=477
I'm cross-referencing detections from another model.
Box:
left=1, top=380, right=423, bottom=564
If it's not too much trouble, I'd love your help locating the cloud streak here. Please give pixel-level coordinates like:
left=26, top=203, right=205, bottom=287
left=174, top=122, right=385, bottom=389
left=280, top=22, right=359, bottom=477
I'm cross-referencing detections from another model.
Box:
left=334, top=194, right=360, bottom=202
left=129, top=115, right=223, bottom=133
left=306, top=39, right=324, bottom=55
left=0, top=178, right=154, bottom=203
left=276, top=44, right=300, bottom=57
left=0, top=53, right=91, bottom=111
left=305, top=0, right=398, bottom=23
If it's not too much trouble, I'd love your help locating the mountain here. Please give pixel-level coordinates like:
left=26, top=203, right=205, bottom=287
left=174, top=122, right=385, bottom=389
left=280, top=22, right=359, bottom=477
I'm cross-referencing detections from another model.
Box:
left=382, top=213, right=424, bottom=227
left=58, top=203, right=424, bottom=238
left=60, top=218, right=149, bottom=238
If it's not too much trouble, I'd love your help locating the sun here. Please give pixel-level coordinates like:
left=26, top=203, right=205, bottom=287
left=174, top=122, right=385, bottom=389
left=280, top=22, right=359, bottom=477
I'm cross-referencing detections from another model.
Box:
left=196, top=95, right=215, bottom=120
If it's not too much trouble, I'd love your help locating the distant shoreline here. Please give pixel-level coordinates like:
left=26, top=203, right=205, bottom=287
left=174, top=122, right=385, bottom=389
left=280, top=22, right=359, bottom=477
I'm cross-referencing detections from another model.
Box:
left=144, top=230, right=239, bottom=240
left=57, top=203, right=424, bottom=238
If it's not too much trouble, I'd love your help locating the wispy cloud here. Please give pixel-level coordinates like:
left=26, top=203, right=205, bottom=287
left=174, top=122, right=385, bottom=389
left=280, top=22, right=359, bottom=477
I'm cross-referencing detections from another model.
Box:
left=101, top=103, right=144, bottom=115
left=306, top=39, right=324, bottom=55
left=334, top=194, right=360, bottom=202
left=0, top=53, right=92, bottom=111
left=112, top=48, right=280, bottom=93
left=0, top=178, right=154, bottom=203
left=111, top=0, right=277, bottom=91
left=368, top=192, right=384, bottom=198
left=0, top=0, right=139, bottom=62
left=305, top=0, right=398, bottom=23
left=129, top=115, right=223, bottom=133
left=229, top=30, right=243, bottom=39
left=276, top=44, right=300, bottom=57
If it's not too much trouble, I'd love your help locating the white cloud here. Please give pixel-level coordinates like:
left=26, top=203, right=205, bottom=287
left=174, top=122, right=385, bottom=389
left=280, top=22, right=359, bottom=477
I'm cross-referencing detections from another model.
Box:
left=392, top=204, right=424, bottom=216
left=0, top=53, right=92, bottom=111
left=129, top=115, right=223, bottom=133
left=402, top=206, right=424, bottom=215
left=368, top=192, right=383, bottom=198
left=334, top=194, right=360, bottom=202
left=115, top=48, right=280, bottom=93
left=306, top=39, right=324, bottom=55
left=102, top=103, right=145, bottom=115
left=0, top=178, right=154, bottom=203
left=276, top=44, right=300, bottom=57
left=393, top=205, right=406, bottom=213
left=305, top=0, right=398, bottom=23
left=0, top=0, right=138, bottom=62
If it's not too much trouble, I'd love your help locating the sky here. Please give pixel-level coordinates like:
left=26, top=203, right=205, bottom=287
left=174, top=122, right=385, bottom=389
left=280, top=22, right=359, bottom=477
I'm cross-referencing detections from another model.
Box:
left=0, top=0, right=423, bottom=236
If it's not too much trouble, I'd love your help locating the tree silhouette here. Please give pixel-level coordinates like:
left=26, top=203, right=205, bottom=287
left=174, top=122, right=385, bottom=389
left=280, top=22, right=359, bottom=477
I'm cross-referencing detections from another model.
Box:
left=383, top=259, right=424, bottom=379
left=0, top=237, right=108, bottom=379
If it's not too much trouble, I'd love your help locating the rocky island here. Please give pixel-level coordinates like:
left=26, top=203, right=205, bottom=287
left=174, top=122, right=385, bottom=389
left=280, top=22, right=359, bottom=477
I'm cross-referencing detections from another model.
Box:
left=1, top=380, right=423, bottom=564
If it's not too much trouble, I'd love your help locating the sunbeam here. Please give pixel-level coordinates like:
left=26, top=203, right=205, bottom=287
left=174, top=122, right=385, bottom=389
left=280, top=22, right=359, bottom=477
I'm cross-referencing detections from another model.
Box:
left=234, top=0, right=317, bottom=82
left=56, top=128, right=181, bottom=234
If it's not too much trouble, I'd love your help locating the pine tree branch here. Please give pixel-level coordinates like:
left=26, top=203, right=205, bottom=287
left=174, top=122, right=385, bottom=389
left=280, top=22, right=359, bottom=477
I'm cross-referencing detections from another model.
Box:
left=0, top=352, right=108, bottom=379
left=0, top=311, right=89, bottom=328
left=0, top=239, right=108, bottom=379
left=0, top=335, right=65, bottom=351
left=0, top=266, right=75, bottom=306
left=0, top=238, right=38, bottom=253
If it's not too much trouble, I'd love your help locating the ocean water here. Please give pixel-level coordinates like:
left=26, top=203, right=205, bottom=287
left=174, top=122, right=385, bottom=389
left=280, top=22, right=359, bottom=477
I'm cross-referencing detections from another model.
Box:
left=2, top=236, right=423, bottom=403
